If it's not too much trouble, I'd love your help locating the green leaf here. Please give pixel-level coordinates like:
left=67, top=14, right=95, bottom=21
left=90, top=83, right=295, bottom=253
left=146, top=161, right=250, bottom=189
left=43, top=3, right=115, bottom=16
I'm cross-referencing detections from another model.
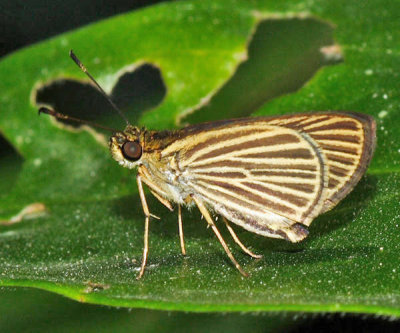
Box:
left=1, top=0, right=399, bottom=316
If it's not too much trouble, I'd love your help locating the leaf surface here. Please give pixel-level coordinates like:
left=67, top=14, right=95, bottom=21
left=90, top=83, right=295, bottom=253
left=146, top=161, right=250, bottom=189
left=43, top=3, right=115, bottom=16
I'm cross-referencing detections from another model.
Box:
left=0, top=0, right=399, bottom=315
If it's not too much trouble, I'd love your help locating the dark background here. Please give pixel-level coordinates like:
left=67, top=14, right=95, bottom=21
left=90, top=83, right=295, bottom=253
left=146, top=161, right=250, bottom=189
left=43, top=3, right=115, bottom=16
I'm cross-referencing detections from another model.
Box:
left=0, top=0, right=164, bottom=58
left=1, top=0, right=399, bottom=331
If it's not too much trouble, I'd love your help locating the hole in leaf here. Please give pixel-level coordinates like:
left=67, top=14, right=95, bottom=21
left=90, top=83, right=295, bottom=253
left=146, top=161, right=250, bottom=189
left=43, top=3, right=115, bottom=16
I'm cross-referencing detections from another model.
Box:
left=183, top=17, right=341, bottom=124
left=35, top=64, right=166, bottom=132
left=0, top=134, right=23, bottom=197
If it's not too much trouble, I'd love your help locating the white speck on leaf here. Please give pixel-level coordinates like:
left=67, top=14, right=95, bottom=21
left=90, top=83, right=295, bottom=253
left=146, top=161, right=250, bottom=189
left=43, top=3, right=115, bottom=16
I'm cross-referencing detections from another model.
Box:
left=33, top=158, right=42, bottom=167
left=378, top=110, right=388, bottom=118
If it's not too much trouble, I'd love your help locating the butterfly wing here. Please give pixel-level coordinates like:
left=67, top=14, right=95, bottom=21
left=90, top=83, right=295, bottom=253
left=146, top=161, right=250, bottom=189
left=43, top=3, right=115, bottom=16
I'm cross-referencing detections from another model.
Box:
left=265, top=112, right=376, bottom=213
left=161, top=112, right=375, bottom=242
left=163, top=120, right=329, bottom=242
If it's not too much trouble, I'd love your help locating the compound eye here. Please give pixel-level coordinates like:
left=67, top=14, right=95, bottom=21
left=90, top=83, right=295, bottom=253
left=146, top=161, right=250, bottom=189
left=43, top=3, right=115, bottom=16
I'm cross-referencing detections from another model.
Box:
left=121, top=141, right=142, bottom=161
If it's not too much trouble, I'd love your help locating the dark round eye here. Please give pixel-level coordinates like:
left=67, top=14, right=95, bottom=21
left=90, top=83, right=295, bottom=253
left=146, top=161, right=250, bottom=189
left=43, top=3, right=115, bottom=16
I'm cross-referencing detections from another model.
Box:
left=121, top=141, right=142, bottom=161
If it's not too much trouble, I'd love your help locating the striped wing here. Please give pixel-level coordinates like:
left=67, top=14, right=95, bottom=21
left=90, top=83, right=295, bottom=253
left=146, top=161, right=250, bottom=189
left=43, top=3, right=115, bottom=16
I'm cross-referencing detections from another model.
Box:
left=162, top=122, right=329, bottom=241
left=265, top=112, right=376, bottom=213
left=160, top=112, right=375, bottom=242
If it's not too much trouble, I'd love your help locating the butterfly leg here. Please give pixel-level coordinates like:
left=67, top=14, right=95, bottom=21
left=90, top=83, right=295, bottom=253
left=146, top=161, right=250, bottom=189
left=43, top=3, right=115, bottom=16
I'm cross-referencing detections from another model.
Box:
left=178, top=205, right=186, bottom=255
left=148, top=188, right=173, bottom=212
left=136, top=174, right=153, bottom=280
left=223, top=218, right=263, bottom=259
left=139, top=169, right=186, bottom=256
left=192, top=196, right=248, bottom=277
left=139, top=164, right=174, bottom=214
left=148, top=187, right=186, bottom=256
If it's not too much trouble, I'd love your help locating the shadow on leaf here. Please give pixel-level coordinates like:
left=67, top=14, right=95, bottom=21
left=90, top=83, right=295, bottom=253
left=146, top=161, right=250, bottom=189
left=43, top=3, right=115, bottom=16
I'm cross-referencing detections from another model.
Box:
left=35, top=63, right=166, bottom=132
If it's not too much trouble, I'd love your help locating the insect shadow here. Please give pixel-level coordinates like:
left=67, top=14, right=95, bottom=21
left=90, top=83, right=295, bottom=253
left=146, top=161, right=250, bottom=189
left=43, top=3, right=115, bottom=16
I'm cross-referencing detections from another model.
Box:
left=35, top=63, right=166, bottom=131
left=110, top=192, right=211, bottom=241
left=110, top=173, right=378, bottom=266
left=309, top=174, right=378, bottom=239
left=110, top=193, right=230, bottom=272
left=213, top=174, right=379, bottom=258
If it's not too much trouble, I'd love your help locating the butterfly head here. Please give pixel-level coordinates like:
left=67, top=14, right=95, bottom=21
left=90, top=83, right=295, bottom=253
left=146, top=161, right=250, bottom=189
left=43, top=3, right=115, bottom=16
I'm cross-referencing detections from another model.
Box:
left=39, top=51, right=148, bottom=170
left=109, top=125, right=144, bottom=169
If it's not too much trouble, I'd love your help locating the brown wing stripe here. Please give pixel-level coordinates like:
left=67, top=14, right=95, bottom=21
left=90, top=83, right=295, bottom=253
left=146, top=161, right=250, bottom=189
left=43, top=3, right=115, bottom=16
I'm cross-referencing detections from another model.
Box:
left=306, top=120, right=360, bottom=132
left=290, top=116, right=331, bottom=127
left=238, top=148, right=314, bottom=159
left=242, top=181, right=309, bottom=207
left=200, top=180, right=297, bottom=215
left=193, top=160, right=318, bottom=172
left=318, top=143, right=359, bottom=156
left=328, top=178, right=340, bottom=188
left=326, top=153, right=356, bottom=166
left=263, top=181, right=315, bottom=193
left=182, top=128, right=268, bottom=160
left=195, top=182, right=290, bottom=215
left=250, top=170, right=317, bottom=179
left=312, top=134, right=361, bottom=144
left=195, top=171, right=247, bottom=179
left=191, top=134, right=300, bottom=162
left=329, top=165, right=349, bottom=177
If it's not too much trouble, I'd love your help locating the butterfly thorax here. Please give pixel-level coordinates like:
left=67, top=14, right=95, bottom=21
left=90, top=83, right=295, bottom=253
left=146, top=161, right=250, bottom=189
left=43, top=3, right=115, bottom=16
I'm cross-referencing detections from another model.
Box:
left=109, top=125, right=192, bottom=203
left=141, top=130, right=196, bottom=205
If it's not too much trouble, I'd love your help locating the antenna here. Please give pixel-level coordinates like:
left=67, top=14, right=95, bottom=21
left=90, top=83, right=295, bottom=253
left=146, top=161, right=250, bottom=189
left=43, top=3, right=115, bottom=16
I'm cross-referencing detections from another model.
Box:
left=69, top=50, right=130, bottom=126
left=38, top=106, right=123, bottom=133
